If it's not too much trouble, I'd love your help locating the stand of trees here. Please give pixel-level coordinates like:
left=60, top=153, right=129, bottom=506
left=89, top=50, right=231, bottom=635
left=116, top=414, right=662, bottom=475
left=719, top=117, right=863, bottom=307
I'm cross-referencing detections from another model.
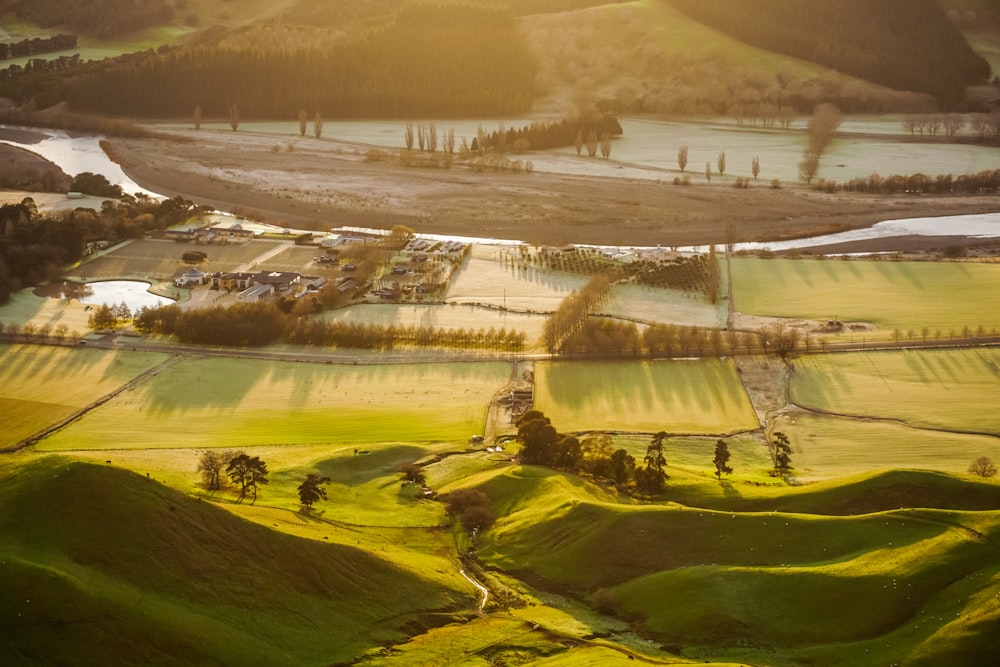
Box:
left=0, top=34, right=76, bottom=60
left=0, top=191, right=201, bottom=304
left=820, top=168, right=1000, bottom=195
left=667, top=0, right=990, bottom=108
left=542, top=272, right=616, bottom=353
left=134, top=301, right=527, bottom=352
left=41, top=3, right=535, bottom=119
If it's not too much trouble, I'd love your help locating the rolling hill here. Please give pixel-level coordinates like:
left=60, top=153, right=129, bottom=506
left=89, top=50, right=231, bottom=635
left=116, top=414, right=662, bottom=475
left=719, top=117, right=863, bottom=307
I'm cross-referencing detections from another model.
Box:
left=0, top=458, right=465, bottom=666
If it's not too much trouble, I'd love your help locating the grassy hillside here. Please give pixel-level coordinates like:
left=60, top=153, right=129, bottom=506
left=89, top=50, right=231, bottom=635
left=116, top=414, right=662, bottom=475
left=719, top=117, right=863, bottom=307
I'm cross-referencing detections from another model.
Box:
left=0, top=458, right=464, bottom=666
left=471, top=464, right=1000, bottom=665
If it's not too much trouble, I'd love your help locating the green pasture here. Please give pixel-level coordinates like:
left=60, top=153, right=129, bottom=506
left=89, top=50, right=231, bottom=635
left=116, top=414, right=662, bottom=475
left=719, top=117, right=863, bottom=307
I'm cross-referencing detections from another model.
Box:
left=37, top=357, right=508, bottom=450
left=472, top=464, right=1000, bottom=666
left=790, top=349, right=1000, bottom=434
left=771, top=410, right=1000, bottom=481
left=65, top=238, right=279, bottom=282
left=0, top=286, right=92, bottom=331
left=0, top=458, right=464, bottom=667
left=0, top=344, right=168, bottom=449
left=534, top=359, right=758, bottom=435
left=730, top=257, right=1000, bottom=337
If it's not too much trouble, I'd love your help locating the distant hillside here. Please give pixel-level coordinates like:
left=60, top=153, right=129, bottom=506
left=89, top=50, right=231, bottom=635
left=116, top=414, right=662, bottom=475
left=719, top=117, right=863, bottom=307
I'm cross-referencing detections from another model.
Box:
left=0, top=0, right=173, bottom=39
left=53, top=3, right=536, bottom=118
left=665, top=0, right=992, bottom=108
left=0, top=459, right=462, bottom=665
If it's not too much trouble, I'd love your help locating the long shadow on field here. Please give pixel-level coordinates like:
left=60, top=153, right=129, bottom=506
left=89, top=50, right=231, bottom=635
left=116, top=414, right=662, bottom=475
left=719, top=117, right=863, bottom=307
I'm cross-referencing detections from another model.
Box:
left=313, top=445, right=427, bottom=486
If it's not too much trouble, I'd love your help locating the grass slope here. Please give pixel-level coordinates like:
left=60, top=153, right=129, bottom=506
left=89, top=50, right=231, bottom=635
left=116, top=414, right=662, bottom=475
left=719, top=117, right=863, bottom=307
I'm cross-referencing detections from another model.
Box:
left=472, top=465, right=1000, bottom=665
left=0, top=458, right=463, bottom=666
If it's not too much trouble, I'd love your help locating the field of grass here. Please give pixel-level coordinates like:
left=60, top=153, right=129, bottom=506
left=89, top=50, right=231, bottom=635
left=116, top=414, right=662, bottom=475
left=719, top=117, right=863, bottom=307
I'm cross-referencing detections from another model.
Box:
left=603, top=282, right=726, bottom=328
left=772, top=410, right=1000, bottom=482
left=730, top=257, right=1000, bottom=337
left=445, top=245, right=588, bottom=312
left=0, top=344, right=168, bottom=449
left=790, top=349, right=1000, bottom=434
left=37, top=357, right=509, bottom=450
left=65, top=238, right=280, bottom=282
left=472, top=464, right=1000, bottom=666
left=0, top=457, right=465, bottom=667
left=534, top=359, right=759, bottom=435
left=255, top=245, right=326, bottom=274
left=325, top=303, right=549, bottom=347
left=0, top=287, right=92, bottom=331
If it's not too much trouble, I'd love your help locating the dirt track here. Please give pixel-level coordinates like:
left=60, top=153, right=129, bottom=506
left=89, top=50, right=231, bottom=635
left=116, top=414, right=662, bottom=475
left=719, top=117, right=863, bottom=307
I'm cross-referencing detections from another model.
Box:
left=109, top=129, right=1000, bottom=249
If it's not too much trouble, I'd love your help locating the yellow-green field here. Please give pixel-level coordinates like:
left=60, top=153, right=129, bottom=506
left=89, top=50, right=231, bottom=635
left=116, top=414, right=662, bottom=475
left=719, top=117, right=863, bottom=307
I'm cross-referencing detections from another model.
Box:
left=37, top=357, right=510, bottom=450
left=730, top=257, right=1000, bottom=337
left=790, top=349, right=1000, bottom=434
left=0, top=344, right=168, bottom=448
left=534, top=359, right=759, bottom=435
left=771, top=410, right=1000, bottom=481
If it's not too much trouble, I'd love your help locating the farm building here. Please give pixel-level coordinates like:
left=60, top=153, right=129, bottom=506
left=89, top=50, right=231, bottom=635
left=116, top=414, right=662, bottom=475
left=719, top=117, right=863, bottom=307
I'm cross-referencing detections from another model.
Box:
left=251, top=271, right=301, bottom=293
left=211, top=222, right=255, bottom=238
left=237, top=283, right=274, bottom=302
left=212, top=271, right=253, bottom=291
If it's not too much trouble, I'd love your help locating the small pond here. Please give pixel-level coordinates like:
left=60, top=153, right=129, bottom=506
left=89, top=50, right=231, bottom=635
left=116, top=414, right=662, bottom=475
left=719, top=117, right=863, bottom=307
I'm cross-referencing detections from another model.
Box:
left=35, top=280, right=174, bottom=311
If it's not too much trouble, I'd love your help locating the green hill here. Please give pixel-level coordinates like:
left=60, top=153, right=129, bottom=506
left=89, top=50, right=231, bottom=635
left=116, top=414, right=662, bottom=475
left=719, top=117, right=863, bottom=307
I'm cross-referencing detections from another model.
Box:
left=665, top=0, right=991, bottom=107
left=0, top=458, right=464, bottom=666
left=471, top=465, right=1000, bottom=665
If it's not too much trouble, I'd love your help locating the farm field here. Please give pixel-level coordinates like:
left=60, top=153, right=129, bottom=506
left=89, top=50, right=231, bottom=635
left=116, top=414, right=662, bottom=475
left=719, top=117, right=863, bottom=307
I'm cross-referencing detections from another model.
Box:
left=534, top=359, right=758, bottom=435
left=324, top=303, right=549, bottom=346
left=0, top=344, right=168, bottom=448
left=603, top=283, right=725, bottom=328
left=730, top=257, right=1000, bottom=337
left=445, top=244, right=588, bottom=312
left=36, top=357, right=510, bottom=451
left=770, top=410, right=1000, bottom=481
left=64, top=238, right=280, bottom=282
left=0, top=287, right=92, bottom=331
left=790, top=349, right=1000, bottom=434
left=254, top=245, right=326, bottom=274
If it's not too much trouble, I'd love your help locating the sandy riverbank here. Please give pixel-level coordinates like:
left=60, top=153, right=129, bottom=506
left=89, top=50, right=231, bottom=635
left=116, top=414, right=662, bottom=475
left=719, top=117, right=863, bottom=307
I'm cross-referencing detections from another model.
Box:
left=106, top=128, right=1000, bottom=249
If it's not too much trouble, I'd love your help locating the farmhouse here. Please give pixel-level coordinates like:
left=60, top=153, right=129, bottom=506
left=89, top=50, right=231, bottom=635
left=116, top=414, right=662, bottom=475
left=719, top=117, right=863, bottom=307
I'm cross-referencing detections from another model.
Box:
left=212, top=271, right=253, bottom=291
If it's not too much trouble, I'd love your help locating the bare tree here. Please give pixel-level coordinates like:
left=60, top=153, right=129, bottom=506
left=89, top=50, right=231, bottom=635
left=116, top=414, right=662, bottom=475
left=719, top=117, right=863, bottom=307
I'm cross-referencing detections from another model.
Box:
left=574, top=130, right=583, bottom=155
left=752, top=155, right=761, bottom=180
left=298, top=109, right=307, bottom=137
left=705, top=161, right=711, bottom=182
left=193, top=104, right=202, bottom=130
left=678, top=145, right=688, bottom=172
left=229, top=104, right=239, bottom=131
left=968, top=456, right=997, bottom=478
left=717, top=151, right=726, bottom=175
left=313, top=112, right=323, bottom=139
left=943, top=114, right=964, bottom=137
left=428, top=122, right=438, bottom=153
left=404, top=121, right=415, bottom=150
left=600, top=132, right=612, bottom=159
